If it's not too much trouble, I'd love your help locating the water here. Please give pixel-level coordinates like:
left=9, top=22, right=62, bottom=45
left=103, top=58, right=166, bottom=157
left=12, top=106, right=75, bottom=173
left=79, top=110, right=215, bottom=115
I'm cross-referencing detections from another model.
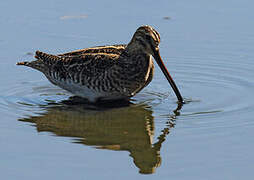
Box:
left=1, top=0, right=254, bottom=179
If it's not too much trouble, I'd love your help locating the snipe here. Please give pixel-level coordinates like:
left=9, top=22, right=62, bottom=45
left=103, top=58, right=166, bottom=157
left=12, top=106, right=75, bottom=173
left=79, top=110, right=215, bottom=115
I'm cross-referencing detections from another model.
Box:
left=17, top=26, right=184, bottom=104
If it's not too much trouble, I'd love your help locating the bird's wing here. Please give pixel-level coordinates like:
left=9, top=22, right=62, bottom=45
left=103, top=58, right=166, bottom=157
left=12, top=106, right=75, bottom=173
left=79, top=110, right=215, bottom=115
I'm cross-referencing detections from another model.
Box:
left=35, top=50, right=120, bottom=78
left=58, top=44, right=127, bottom=57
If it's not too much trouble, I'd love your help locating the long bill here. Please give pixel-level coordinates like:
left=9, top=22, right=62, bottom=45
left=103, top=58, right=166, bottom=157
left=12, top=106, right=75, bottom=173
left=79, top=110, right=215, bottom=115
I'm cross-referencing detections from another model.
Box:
left=153, top=49, right=184, bottom=104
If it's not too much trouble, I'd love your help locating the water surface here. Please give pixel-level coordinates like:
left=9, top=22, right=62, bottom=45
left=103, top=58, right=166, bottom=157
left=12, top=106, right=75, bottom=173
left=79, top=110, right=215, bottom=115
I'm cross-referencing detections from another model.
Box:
left=1, top=0, right=254, bottom=179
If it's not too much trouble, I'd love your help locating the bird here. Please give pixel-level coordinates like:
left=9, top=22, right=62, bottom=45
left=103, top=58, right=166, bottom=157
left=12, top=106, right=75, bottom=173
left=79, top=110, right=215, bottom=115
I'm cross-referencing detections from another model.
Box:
left=17, top=25, right=184, bottom=104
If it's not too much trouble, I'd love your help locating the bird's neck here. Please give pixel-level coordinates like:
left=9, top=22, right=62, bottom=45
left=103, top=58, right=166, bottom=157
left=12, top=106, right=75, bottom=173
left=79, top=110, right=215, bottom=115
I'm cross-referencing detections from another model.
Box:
left=124, top=41, right=145, bottom=54
left=121, top=41, right=149, bottom=61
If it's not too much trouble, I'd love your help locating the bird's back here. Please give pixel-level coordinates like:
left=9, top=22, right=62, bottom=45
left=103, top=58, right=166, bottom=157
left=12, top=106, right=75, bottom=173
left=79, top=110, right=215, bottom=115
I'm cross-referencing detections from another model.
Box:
left=58, top=44, right=126, bottom=56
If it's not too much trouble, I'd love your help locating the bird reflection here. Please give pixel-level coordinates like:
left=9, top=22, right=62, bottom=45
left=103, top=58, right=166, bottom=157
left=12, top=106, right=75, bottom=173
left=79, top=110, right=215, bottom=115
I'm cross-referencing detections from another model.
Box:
left=19, top=97, right=182, bottom=174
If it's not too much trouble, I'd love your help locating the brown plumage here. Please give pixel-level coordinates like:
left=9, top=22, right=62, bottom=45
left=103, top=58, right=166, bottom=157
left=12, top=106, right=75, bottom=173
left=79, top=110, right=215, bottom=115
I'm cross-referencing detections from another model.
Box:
left=17, top=26, right=184, bottom=103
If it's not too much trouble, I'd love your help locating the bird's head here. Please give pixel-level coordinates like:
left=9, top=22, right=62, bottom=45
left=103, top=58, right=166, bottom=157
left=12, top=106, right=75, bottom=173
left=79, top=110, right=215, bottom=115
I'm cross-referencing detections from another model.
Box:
left=130, top=25, right=161, bottom=57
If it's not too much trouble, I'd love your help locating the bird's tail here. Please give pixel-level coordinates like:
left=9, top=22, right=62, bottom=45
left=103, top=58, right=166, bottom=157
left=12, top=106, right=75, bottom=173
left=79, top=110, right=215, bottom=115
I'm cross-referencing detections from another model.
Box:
left=16, top=59, right=46, bottom=72
left=16, top=50, right=60, bottom=72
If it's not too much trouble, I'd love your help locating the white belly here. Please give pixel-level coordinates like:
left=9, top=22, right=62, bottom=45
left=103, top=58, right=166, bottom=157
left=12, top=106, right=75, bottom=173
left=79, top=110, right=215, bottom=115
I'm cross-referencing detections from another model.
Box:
left=47, top=77, right=126, bottom=102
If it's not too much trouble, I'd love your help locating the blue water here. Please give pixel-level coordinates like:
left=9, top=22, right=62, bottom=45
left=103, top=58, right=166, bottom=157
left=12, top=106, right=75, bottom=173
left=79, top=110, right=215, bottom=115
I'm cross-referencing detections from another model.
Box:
left=1, top=0, right=254, bottom=179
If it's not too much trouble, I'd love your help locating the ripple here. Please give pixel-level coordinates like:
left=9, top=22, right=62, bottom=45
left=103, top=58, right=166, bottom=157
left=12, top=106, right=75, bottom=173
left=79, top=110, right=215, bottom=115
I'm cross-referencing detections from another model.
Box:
left=0, top=79, right=174, bottom=117
left=0, top=81, right=70, bottom=116
left=164, top=55, right=254, bottom=129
